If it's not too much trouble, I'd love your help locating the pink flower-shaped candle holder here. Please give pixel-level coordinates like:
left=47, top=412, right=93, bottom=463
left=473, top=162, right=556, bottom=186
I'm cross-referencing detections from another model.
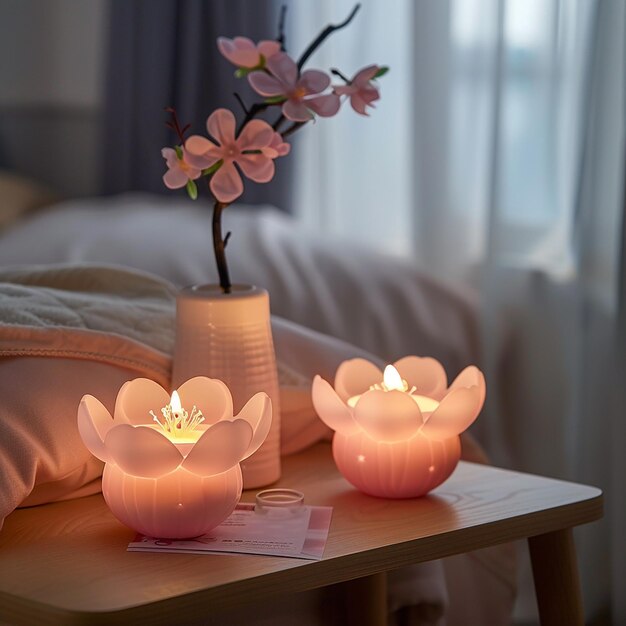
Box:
left=312, top=357, right=485, bottom=498
left=78, top=377, right=271, bottom=538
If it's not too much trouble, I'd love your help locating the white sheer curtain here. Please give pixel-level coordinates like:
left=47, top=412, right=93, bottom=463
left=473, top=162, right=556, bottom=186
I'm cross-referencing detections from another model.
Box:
left=288, top=0, right=625, bottom=622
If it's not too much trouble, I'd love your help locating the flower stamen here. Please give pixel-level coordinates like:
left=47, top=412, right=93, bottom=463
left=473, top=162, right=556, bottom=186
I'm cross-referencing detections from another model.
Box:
left=150, top=390, right=205, bottom=439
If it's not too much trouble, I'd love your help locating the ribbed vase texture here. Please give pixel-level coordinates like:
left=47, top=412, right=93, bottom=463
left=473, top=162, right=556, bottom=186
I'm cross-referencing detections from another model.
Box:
left=102, top=464, right=242, bottom=539
left=173, top=285, right=281, bottom=488
left=332, top=432, right=461, bottom=498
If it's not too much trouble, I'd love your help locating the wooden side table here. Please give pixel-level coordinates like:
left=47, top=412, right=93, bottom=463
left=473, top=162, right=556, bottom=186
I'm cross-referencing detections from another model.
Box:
left=0, top=443, right=602, bottom=625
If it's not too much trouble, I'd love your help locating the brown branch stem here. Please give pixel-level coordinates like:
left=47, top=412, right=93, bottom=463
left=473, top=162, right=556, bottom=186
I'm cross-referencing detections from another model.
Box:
left=277, top=5, right=287, bottom=51
left=331, top=68, right=350, bottom=83
left=273, top=114, right=287, bottom=131
left=297, top=4, right=361, bottom=71
left=212, top=200, right=232, bottom=293
left=236, top=101, right=271, bottom=136
left=233, top=92, right=249, bottom=115
left=282, top=121, right=306, bottom=138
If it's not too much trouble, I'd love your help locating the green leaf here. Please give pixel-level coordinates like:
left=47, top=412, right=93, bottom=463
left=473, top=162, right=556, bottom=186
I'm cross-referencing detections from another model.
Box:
left=265, top=95, right=287, bottom=104
left=186, top=179, right=198, bottom=200
left=235, top=67, right=253, bottom=78
left=374, top=66, right=389, bottom=79
left=202, top=159, right=223, bottom=176
left=174, top=145, right=183, bottom=159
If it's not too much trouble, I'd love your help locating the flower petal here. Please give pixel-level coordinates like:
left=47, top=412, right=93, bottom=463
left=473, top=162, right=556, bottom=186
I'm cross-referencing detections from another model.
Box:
left=393, top=356, right=448, bottom=400
left=183, top=419, right=253, bottom=476
left=258, top=40, right=281, bottom=60
left=352, top=64, right=379, bottom=86
left=311, top=375, right=360, bottom=435
left=217, top=36, right=260, bottom=68
left=77, top=395, right=114, bottom=462
left=185, top=135, right=218, bottom=157
left=449, top=365, right=486, bottom=407
left=266, top=52, right=298, bottom=87
left=306, top=93, right=341, bottom=117
left=114, top=378, right=170, bottom=426
left=353, top=389, right=423, bottom=442
left=161, top=147, right=178, bottom=168
left=248, top=72, right=285, bottom=97
left=333, top=84, right=355, bottom=97
left=237, top=119, right=274, bottom=150
left=232, top=36, right=256, bottom=50
left=235, top=392, right=272, bottom=459
left=334, top=358, right=384, bottom=402
left=272, top=133, right=291, bottom=156
left=282, top=99, right=313, bottom=122
left=163, top=167, right=188, bottom=189
left=207, top=108, right=236, bottom=146
left=237, top=153, right=275, bottom=183
left=176, top=376, right=234, bottom=425
left=299, top=70, right=330, bottom=95
left=210, top=161, right=244, bottom=203
left=360, top=86, right=380, bottom=105
left=183, top=147, right=218, bottom=170
left=420, top=387, right=482, bottom=440
left=105, top=424, right=183, bottom=478
left=262, top=132, right=290, bottom=158
left=350, top=94, right=369, bottom=116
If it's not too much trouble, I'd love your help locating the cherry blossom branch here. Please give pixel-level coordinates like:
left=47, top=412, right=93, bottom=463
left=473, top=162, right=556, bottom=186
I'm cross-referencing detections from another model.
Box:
left=163, top=4, right=372, bottom=294
left=297, top=4, right=361, bottom=71
left=237, top=4, right=360, bottom=136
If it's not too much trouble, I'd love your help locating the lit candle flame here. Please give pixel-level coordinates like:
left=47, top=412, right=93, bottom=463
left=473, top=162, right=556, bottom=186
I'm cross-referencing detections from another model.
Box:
left=170, top=390, right=182, bottom=414
left=383, top=365, right=406, bottom=391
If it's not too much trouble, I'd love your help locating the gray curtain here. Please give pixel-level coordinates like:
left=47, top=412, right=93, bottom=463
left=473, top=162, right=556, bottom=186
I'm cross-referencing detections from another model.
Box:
left=102, top=0, right=293, bottom=211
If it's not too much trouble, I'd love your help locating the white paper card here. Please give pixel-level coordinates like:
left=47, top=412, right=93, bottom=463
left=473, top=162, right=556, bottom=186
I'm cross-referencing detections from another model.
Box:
left=128, top=503, right=333, bottom=560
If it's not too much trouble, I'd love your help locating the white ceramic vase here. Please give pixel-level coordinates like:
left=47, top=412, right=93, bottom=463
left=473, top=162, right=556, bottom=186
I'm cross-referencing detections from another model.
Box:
left=172, top=284, right=281, bottom=488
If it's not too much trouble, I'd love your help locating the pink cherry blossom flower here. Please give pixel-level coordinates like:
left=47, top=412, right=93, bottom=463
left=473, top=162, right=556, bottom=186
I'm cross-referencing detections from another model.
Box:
left=161, top=147, right=211, bottom=190
left=333, top=65, right=381, bottom=115
left=262, top=132, right=290, bottom=158
left=217, top=37, right=281, bottom=69
left=248, top=53, right=340, bottom=122
left=185, top=108, right=278, bottom=204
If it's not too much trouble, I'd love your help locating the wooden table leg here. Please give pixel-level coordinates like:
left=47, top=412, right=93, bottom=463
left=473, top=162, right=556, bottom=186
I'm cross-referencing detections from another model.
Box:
left=338, top=572, right=388, bottom=626
left=528, top=528, right=584, bottom=626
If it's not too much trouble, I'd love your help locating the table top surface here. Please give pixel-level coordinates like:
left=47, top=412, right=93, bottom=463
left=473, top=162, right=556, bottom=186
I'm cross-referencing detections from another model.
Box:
left=0, top=443, right=602, bottom=625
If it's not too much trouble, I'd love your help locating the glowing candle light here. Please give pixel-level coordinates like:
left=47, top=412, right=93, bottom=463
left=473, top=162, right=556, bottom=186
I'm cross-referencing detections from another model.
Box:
left=346, top=365, right=440, bottom=414
left=78, top=377, right=272, bottom=538
left=312, top=356, right=485, bottom=498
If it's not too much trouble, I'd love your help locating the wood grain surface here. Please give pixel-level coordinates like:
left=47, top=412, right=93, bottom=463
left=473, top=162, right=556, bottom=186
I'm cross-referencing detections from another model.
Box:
left=0, top=442, right=602, bottom=625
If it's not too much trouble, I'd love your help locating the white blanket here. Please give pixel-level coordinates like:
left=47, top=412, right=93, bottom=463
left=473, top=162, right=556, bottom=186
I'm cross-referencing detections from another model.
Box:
left=0, top=194, right=479, bottom=376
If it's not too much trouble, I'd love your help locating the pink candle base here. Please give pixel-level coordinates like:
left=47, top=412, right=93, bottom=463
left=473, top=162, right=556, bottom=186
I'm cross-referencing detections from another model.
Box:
left=102, top=464, right=243, bottom=539
left=332, top=431, right=461, bottom=499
